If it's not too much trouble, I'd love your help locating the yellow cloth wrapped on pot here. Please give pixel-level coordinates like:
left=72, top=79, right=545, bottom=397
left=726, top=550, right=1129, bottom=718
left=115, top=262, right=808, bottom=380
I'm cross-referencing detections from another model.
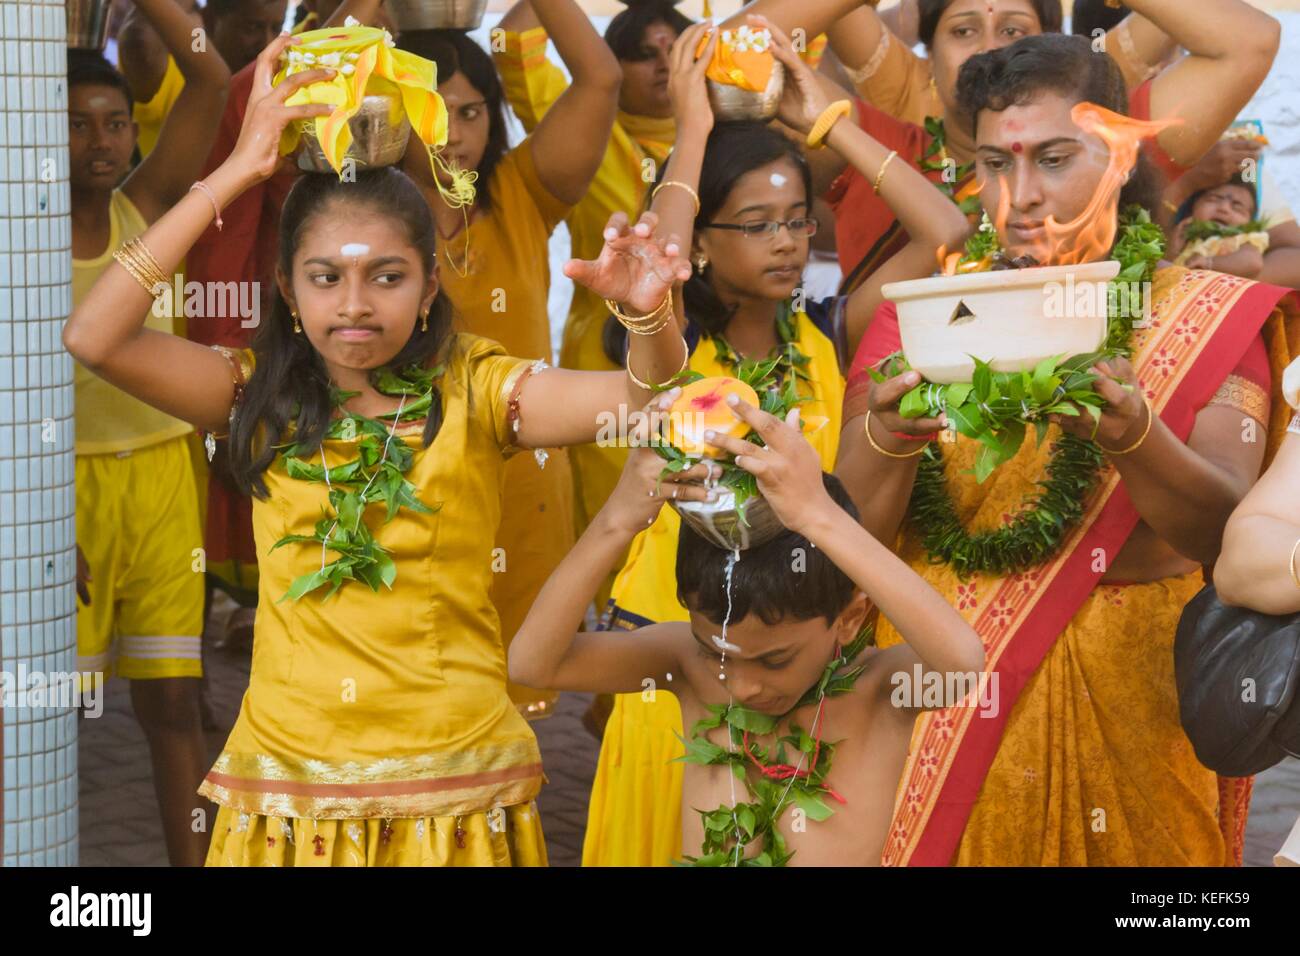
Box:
left=695, top=25, right=775, bottom=93
left=273, top=23, right=452, bottom=185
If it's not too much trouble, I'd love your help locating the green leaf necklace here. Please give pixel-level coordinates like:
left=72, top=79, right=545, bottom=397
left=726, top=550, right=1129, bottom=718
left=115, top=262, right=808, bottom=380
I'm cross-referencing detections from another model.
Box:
left=893, top=207, right=1166, bottom=577
left=676, top=626, right=873, bottom=867
left=271, top=362, right=444, bottom=602
left=921, top=116, right=981, bottom=217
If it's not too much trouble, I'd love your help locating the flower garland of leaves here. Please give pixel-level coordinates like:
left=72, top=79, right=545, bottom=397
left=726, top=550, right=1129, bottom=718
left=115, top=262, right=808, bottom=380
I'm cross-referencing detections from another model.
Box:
left=652, top=299, right=811, bottom=522
left=1181, top=218, right=1270, bottom=244
left=271, top=363, right=444, bottom=602
left=921, top=116, right=980, bottom=216
left=886, top=206, right=1165, bottom=576
left=676, top=626, right=873, bottom=867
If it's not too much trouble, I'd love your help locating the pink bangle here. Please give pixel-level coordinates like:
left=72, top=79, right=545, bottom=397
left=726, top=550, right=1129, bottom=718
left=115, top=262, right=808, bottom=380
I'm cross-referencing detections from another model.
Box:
left=189, top=180, right=223, bottom=232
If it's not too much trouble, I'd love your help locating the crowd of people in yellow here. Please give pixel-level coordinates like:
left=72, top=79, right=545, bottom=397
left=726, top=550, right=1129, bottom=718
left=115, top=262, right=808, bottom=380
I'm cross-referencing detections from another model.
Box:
left=64, top=0, right=1300, bottom=867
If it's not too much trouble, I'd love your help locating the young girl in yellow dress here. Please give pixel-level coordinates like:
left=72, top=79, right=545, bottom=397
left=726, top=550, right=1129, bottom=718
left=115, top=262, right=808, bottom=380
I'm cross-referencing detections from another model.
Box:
left=572, top=18, right=970, bottom=866
left=63, top=33, right=705, bottom=867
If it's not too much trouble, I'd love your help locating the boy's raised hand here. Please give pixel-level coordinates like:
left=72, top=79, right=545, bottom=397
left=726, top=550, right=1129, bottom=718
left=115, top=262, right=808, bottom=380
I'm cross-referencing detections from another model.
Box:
left=600, top=389, right=717, bottom=534
left=704, top=397, right=835, bottom=535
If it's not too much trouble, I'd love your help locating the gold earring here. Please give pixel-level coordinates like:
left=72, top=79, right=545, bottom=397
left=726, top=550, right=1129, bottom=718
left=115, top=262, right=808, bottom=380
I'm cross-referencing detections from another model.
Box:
left=291, top=310, right=301, bottom=334
left=421, top=309, right=429, bottom=333
left=695, top=254, right=709, bottom=274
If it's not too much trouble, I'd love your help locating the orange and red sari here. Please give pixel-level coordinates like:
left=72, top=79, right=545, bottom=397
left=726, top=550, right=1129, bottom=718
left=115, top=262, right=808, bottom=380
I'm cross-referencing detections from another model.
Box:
left=845, top=266, right=1298, bottom=865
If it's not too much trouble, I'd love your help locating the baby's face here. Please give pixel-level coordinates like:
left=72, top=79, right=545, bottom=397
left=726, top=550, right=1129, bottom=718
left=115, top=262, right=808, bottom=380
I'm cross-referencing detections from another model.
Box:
left=1192, top=184, right=1256, bottom=228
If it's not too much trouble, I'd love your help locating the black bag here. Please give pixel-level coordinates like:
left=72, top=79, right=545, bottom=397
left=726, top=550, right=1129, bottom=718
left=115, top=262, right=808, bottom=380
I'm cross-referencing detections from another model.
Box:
left=1174, top=583, right=1300, bottom=777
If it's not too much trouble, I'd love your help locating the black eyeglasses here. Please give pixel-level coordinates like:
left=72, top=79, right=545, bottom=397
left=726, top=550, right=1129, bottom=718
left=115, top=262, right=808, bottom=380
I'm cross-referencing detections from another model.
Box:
left=704, top=218, right=819, bottom=239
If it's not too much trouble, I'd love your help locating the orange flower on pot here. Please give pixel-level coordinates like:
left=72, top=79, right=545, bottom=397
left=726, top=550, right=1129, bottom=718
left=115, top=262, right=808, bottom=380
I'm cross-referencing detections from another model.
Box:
left=665, top=377, right=759, bottom=458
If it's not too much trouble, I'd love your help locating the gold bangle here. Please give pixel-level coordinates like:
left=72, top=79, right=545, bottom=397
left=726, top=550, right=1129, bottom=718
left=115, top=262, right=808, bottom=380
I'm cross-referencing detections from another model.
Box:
left=806, top=99, right=852, bottom=150
left=873, top=149, right=898, bottom=195
left=113, top=237, right=169, bottom=295
left=1099, top=399, right=1153, bottom=455
left=606, top=291, right=673, bottom=334
left=1289, top=536, right=1300, bottom=589
left=112, top=249, right=167, bottom=297
left=651, top=180, right=701, bottom=217
left=627, top=334, right=689, bottom=391
left=864, top=410, right=927, bottom=459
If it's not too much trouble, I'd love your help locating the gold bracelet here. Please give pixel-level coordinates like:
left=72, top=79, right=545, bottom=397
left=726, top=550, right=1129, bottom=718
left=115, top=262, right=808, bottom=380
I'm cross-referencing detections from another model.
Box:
left=606, top=291, right=673, bottom=334
left=627, top=334, right=689, bottom=391
left=806, top=99, right=852, bottom=150
left=864, top=410, right=927, bottom=459
left=651, top=180, right=701, bottom=217
left=1099, top=399, right=1153, bottom=455
left=873, top=149, right=898, bottom=195
left=113, top=237, right=169, bottom=292
left=112, top=242, right=169, bottom=297
left=1289, top=536, right=1300, bottom=589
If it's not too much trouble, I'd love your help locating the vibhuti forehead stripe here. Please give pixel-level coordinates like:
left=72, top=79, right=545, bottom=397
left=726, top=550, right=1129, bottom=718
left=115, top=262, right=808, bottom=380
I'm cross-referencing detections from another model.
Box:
left=769, top=172, right=787, bottom=188
left=712, top=633, right=742, bottom=654
left=340, top=243, right=370, bottom=259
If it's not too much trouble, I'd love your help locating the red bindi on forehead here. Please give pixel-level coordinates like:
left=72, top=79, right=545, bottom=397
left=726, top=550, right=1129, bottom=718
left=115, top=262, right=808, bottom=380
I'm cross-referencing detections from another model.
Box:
left=1011, top=142, right=1023, bottom=152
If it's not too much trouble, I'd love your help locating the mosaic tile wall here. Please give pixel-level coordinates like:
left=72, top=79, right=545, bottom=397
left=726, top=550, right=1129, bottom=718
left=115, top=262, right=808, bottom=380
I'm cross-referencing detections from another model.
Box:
left=0, top=0, right=79, bottom=867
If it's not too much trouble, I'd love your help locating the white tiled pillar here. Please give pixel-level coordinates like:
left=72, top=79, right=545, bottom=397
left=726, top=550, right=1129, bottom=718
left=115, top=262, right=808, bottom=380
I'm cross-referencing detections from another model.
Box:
left=0, top=0, right=78, bottom=867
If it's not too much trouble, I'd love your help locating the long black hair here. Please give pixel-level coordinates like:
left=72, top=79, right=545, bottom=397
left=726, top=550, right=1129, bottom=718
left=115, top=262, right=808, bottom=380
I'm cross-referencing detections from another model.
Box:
left=956, top=33, right=1161, bottom=214
left=603, top=122, right=813, bottom=364
left=396, top=29, right=510, bottom=211
left=229, top=168, right=454, bottom=499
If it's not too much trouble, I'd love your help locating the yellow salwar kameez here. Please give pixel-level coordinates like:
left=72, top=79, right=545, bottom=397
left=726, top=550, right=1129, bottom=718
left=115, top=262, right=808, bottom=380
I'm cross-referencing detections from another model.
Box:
left=199, top=335, right=549, bottom=867
left=494, top=27, right=675, bottom=606
left=582, top=308, right=847, bottom=866
left=437, top=138, right=576, bottom=719
left=846, top=266, right=1298, bottom=866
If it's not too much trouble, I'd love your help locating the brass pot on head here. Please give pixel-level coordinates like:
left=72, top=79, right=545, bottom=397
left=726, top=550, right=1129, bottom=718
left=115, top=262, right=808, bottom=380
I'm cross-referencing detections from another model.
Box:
left=293, top=93, right=413, bottom=174
left=67, top=0, right=113, bottom=51
left=385, top=0, right=490, bottom=31
left=672, top=486, right=785, bottom=552
left=706, top=60, right=785, bottom=123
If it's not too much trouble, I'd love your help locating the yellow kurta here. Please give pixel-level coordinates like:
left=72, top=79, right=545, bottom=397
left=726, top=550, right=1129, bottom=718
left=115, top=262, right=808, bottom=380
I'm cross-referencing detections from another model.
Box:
left=581, top=310, right=846, bottom=866
left=199, top=334, right=548, bottom=866
left=437, top=138, right=575, bottom=719
left=494, top=28, right=676, bottom=606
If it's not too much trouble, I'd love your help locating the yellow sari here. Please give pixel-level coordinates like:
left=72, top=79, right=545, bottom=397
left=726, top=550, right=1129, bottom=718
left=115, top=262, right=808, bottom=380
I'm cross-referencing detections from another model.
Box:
left=846, top=267, right=1297, bottom=865
left=494, top=27, right=675, bottom=606
left=582, top=307, right=847, bottom=866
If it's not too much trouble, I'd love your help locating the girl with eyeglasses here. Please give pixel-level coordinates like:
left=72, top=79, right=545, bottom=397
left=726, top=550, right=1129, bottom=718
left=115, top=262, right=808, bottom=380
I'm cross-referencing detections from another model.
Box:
left=566, top=18, right=969, bottom=866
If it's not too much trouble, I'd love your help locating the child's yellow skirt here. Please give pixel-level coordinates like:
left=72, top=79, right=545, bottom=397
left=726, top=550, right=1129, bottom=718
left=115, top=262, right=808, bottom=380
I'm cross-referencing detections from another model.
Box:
left=205, top=801, right=547, bottom=867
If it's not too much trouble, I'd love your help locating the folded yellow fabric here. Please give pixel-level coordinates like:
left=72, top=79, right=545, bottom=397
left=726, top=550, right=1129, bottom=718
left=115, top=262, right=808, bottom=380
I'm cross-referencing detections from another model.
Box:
left=695, top=25, right=775, bottom=93
left=274, top=22, right=455, bottom=186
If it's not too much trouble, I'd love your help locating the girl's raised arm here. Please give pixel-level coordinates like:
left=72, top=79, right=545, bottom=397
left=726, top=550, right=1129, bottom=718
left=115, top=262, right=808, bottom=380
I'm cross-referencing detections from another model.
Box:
left=525, top=0, right=623, bottom=206
left=763, top=18, right=969, bottom=354
left=62, top=36, right=334, bottom=433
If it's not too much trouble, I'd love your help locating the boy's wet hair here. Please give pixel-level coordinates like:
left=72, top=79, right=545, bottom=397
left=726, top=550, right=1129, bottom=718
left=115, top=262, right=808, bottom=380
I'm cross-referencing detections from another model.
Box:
left=918, top=0, right=1063, bottom=50
left=956, top=33, right=1161, bottom=214
left=67, top=50, right=134, bottom=113
left=676, top=473, right=859, bottom=627
left=604, top=1, right=692, bottom=61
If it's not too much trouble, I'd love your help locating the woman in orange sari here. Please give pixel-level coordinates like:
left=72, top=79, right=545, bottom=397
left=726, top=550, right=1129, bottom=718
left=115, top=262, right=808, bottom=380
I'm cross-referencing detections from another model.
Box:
left=836, top=33, right=1297, bottom=865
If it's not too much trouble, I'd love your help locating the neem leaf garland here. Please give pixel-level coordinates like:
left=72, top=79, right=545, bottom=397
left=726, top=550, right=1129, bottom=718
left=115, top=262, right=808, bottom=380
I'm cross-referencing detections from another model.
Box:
left=272, top=362, right=444, bottom=602
left=677, top=626, right=873, bottom=867
left=883, top=206, right=1165, bottom=577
